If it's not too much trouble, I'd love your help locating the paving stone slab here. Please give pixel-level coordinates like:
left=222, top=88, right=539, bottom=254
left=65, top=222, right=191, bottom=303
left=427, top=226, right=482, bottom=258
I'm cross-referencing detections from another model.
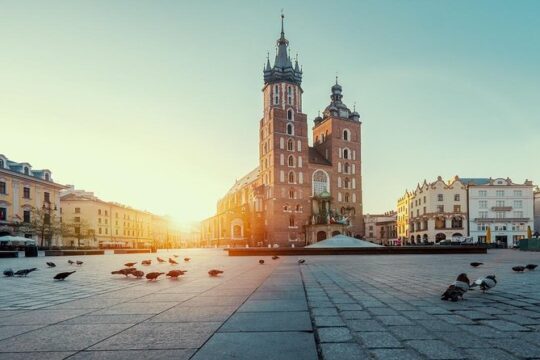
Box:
left=406, top=339, right=464, bottom=359
left=370, top=348, right=423, bottom=360
left=67, top=349, right=196, bottom=359
left=238, top=299, right=307, bottom=312
left=320, top=342, right=368, bottom=360
left=0, top=325, right=44, bottom=341
left=149, top=305, right=237, bottom=323
left=356, top=331, right=402, bottom=348
left=317, top=327, right=353, bottom=343
left=463, top=347, right=518, bottom=360
left=220, top=311, right=312, bottom=332
left=0, top=352, right=75, bottom=360
left=346, top=319, right=386, bottom=332
left=191, top=331, right=317, bottom=360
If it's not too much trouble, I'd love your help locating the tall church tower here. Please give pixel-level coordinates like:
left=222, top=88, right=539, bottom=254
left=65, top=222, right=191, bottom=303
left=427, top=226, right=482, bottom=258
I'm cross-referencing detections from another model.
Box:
left=259, top=15, right=311, bottom=246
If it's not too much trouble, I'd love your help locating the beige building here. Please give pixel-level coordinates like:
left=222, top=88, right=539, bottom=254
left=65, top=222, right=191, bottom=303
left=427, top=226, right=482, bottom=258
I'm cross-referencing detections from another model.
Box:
left=60, top=186, right=180, bottom=248
left=408, top=176, right=468, bottom=244
left=534, top=186, right=540, bottom=235
left=364, top=211, right=397, bottom=245
left=0, top=154, right=66, bottom=246
left=397, top=190, right=412, bottom=243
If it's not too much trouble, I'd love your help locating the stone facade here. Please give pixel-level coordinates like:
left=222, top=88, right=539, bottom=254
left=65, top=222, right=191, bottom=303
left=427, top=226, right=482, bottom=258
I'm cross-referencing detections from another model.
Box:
left=364, top=212, right=397, bottom=245
left=200, top=17, right=364, bottom=247
left=534, top=187, right=540, bottom=235
left=397, top=190, right=412, bottom=242
left=407, top=176, right=468, bottom=244
left=0, top=154, right=66, bottom=246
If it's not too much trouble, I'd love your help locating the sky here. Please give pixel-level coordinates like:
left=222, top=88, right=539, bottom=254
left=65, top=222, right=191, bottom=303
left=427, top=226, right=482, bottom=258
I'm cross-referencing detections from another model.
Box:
left=1, top=0, right=539, bottom=227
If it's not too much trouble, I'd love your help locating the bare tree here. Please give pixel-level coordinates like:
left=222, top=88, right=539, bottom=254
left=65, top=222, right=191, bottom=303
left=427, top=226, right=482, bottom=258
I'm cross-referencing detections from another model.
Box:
left=25, top=207, right=62, bottom=247
left=62, top=217, right=93, bottom=248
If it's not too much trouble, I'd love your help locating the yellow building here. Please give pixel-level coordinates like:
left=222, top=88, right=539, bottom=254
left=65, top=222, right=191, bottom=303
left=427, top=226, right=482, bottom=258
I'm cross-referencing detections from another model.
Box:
left=0, top=154, right=66, bottom=246
left=397, top=190, right=412, bottom=243
left=60, top=186, right=180, bottom=248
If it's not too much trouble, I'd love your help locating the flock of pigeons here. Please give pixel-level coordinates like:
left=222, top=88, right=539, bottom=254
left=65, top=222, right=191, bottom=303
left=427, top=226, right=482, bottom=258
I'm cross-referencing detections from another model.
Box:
left=3, top=259, right=83, bottom=280
left=441, top=261, right=538, bottom=302
left=109, top=255, right=225, bottom=281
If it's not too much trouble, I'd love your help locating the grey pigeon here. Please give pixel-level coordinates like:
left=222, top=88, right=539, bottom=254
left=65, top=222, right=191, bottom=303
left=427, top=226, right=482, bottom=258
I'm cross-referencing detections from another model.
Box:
left=54, top=271, right=76, bottom=280
left=441, top=273, right=470, bottom=302
left=470, top=275, right=497, bottom=292
left=46, top=262, right=56, bottom=268
left=14, top=268, right=38, bottom=277
left=3, top=268, right=14, bottom=277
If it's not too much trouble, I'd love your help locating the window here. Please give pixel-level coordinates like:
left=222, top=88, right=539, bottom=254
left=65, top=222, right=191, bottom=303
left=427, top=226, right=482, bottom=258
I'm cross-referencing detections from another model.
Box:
left=344, top=163, right=350, bottom=174
left=22, top=210, right=31, bottom=223
left=496, top=190, right=504, bottom=197
left=495, top=200, right=505, bottom=207
left=44, top=192, right=50, bottom=203
left=98, top=218, right=102, bottom=224
left=273, top=84, right=279, bottom=105
left=438, top=194, right=443, bottom=201
left=0, top=160, right=3, bottom=168
left=514, top=211, right=523, bottom=218
left=0, top=207, right=7, bottom=221
left=454, top=194, right=460, bottom=201
left=343, top=129, right=350, bottom=141
left=344, top=178, right=350, bottom=189
left=289, top=189, right=295, bottom=199
left=105, top=228, right=108, bottom=234
left=288, top=155, right=295, bottom=167
left=23, top=187, right=30, bottom=199
left=24, top=167, right=29, bottom=175
left=287, top=109, right=293, bottom=120
left=514, top=200, right=522, bottom=209
left=454, top=205, right=461, bottom=212
left=312, top=170, right=329, bottom=196
left=74, top=217, right=80, bottom=222
left=343, top=148, right=349, bottom=159
left=437, top=205, right=444, bottom=213
left=287, top=86, right=293, bottom=105
left=98, top=228, right=102, bottom=234
left=514, top=190, right=522, bottom=197
left=44, top=173, right=50, bottom=181
left=44, top=213, right=50, bottom=225
left=344, top=193, right=350, bottom=202
left=286, top=123, right=294, bottom=135
left=105, top=210, right=108, bottom=216
left=0, top=181, right=6, bottom=194
left=98, top=209, right=102, bottom=215
left=479, top=190, right=487, bottom=197
left=295, top=204, right=302, bottom=212
left=287, top=139, right=294, bottom=151
left=288, top=171, right=295, bottom=183
left=479, top=200, right=487, bottom=209
left=495, top=211, right=505, bottom=219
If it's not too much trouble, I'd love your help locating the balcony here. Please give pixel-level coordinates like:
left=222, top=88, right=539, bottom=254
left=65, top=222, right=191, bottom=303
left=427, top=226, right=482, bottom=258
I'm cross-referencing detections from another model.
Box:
left=491, top=206, right=512, bottom=212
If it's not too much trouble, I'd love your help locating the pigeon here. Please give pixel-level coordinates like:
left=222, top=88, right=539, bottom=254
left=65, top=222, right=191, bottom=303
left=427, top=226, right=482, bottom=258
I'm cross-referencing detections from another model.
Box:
left=525, top=264, right=538, bottom=271
left=470, top=275, right=497, bottom=292
left=141, top=260, right=151, bottom=266
left=512, top=266, right=526, bottom=273
left=272, top=256, right=279, bottom=260
left=3, top=268, right=14, bottom=277
left=441, top=273, right=471, bottom=302
left=54, top=271, right=76, bottom=280
left=157, top=257, right=166, bottom=263
left=470, top=262, right=483, bottom=267
left=76, top=261, right=83, bottom=266
left=298, top=259, right=306, bottom=264
left=111, top=268, right=137, bottom=277
left=14, top=268, right=38, bottom=277
left=173, top=255, right=179, bottom=258
left=124, top=262, right=137, bottom=267
left=46, top=262, right=56, bottom=268
left=146, top=272, right=164, bottom=281
left=208, top=269, right=224, bottom=277
left=184, top=257, right=191, bottom=262
left=169, top=258, right=178, bottom=265
left=68, top=260, right=74, bottom=265
left=259, top=259, right=265, bottom=265
left=132, top=270, right=145, bottom=278
left=166, top=269, right=187, bottom=278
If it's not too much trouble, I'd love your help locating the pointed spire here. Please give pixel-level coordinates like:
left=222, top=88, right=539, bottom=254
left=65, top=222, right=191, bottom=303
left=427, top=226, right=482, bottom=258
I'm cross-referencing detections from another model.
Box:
left=265, top=52, right=271, bottom=71
left=280, top=11, right=285, bottom=40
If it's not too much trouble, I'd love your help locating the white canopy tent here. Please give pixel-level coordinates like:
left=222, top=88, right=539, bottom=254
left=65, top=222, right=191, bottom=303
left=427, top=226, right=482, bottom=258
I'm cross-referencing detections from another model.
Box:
left=0, top=235, right=36, bottom=245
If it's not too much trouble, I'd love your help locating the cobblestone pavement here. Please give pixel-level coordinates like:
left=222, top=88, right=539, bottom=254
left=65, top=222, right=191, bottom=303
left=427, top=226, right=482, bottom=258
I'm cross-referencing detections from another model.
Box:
left=0, top=249, right=539, bottom=359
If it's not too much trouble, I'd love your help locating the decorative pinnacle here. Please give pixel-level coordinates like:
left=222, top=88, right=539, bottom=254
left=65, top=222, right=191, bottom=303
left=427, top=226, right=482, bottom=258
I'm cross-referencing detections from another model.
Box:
left=280, top=10, right=285, bottom=38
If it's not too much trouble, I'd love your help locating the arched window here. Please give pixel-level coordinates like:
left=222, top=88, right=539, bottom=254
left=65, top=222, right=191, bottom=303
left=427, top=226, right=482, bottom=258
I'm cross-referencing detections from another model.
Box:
left=273, top=84, right=279, bottom=105
left=295, top=204, right=302, bottom=212
left=288, top=155, right=295, bottom=167
left=287, top=109, right=293, bottom=120
left=289, top=215, right=295, bottom=227
left=45, top=173, right=50, bottom=181
left=344, top=178, right=350, bottom=189
left=343, top=129, right=351, bottom=141
left=287, top=138, right=294, bottom=151
left=345, top=193, right=350, bottom=203
left=312, top=170, right=329, bottom=196
left=344, top=163, right=350, bottom=174
left=283, top=203, right=289, bottom=211
left=289, top=189, right=295, bottom=199
left=286, top=123, right=294, bottom=135
left=23, top=167, right=29, bottom=175
left=343, top=148, right=349, bottom=159
left=288, top=171, right=295, bottom=184
left=287, top=86, right=293, bottom=105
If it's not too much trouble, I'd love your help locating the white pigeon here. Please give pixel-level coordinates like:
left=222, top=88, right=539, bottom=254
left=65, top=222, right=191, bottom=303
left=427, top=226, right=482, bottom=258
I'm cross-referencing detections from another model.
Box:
left=470, top=275, right=497, bottom=292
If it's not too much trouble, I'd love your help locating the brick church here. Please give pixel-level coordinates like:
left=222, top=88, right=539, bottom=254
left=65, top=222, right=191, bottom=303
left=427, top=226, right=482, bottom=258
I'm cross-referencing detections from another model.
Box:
left=200, top=16, right=364, bottom=247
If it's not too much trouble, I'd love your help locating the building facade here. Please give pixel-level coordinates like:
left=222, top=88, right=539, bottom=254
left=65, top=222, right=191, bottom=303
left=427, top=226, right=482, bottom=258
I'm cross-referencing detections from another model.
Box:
left=397, top=190, right=412, bottom=243
left=60, top=186, right=180, bottom=248
left=364, top=212, right=397, bottom=245
left=201, top=16, right=364, bottom=247
left=407, top=176, right=468, bottom=244
left=534, top=187, right=540, bottom=235
left=0, top=154, right=66, bottom=246
left=466, top=178, right=534, bottom=247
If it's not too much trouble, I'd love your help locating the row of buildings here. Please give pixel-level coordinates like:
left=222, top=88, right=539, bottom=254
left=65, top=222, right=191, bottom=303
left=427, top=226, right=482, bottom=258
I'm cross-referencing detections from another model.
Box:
left=0, top=154, right=180, bottom=248
left=364, top=176, right=539, bottom=248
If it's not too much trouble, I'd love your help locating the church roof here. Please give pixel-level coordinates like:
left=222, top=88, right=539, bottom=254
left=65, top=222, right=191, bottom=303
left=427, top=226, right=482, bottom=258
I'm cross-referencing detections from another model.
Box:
left=226, top=167, right=260, bottom=195
left=263, top=15, right=302, bottom=86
